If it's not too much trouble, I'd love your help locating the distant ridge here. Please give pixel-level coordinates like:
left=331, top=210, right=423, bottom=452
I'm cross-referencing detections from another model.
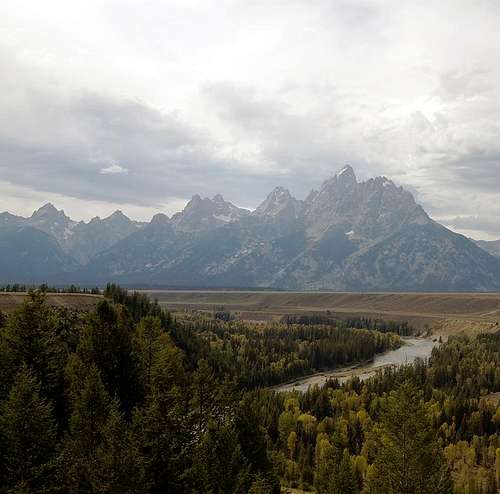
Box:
left=1, top=166, right=500, bottom=291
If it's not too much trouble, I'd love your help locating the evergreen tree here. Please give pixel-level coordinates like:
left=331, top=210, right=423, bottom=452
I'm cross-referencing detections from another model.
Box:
left=0, top=291, right=66, bottom=406
left=0, top=365, right=57, bottom=492
left=314, top=434, right=337, bottom=494
left=367, top=382, right=453, bottom=494
left=76, top=301, right=139, bottom=413
left=132, top=335, right=188, bottom=493
left=69, top=365, right=110, bottom=455
left=58, top=365, right=111, bottom=492
left=133, top=316, right=164, bottom=396
left=187, top=421, right=251, bottom=494
left=94, top=399, right=146, bottom=493
left=191, top=359, right=219, bottom=436
left=329, top=449, right=358, bottom=494
left=235, top=394, right=280, bottom=493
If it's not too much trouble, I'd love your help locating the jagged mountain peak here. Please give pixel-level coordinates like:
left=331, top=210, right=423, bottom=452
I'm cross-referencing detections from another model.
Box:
left=31, top=202, right=67, bottom=219
left=173, top=193, right=249, bottom=231
left=182, top=194, right=205, bottom=211
left=317, top=164, right=357, bottom=196
left=105, top=210, right=132, bottom=224
left=0, top=211, right=24, bottom=229
left=335, top=164, right=357, bottom=182
left=254, top=187, right=301, bottom=218
left=210, top=194, right=244, bottom=211
left=304, top=166, right=429, bottom=240
left=29, top=203, right=74, bottom=228
left=150, top=213, right=170, bottom=226
left=109, top=209, right=126, bottom=218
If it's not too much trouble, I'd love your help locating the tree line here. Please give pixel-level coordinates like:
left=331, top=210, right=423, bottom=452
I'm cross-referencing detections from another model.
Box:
left=281, top=314, right=415, bottom=336
left=0, top=283, right=100, bottom=294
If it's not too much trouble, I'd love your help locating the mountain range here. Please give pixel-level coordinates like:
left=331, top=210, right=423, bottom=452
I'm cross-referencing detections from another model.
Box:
left=1, top=165, right=499, bottom=291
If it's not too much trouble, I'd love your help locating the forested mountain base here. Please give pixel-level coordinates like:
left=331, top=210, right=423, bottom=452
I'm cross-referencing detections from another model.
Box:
left=0, top=288, right=499, bottom=493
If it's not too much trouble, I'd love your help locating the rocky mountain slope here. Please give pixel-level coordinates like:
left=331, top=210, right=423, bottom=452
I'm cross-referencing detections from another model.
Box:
left=475, top=239, right=500, bottom=259
left=0, top=204, right=143, bottom=265
left=0, top=227, right=79, bottom=283
left=1, top=166, right=500, bottom=291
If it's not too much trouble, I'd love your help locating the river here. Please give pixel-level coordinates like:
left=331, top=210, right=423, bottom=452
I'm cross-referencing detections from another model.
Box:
left=273, top=337, right=438, bottom=393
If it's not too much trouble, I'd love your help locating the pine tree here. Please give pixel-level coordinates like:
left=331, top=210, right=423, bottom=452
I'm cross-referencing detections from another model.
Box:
left=77, top=300, right=139, bottom=413
left=367, top=381, right=453, bottom=494
left=94, top=399, right=146, bottom=493
left=235, top=394, right=280, bottom=493
left=314, top=434, right=336, bottom=494
left=58, top=365, right=111, bottom=492
left=329, top=449, right=358, bottom=494
left=133, top=315, right=163, bottom=395
left=132, top=335, right=188, bottom=493
left=191, top=359, right=219, bottom=436
left=0, top=291, right=65, bottom=405
left=69, top=364, right=110, bottom=455
left=187, top=421, right=251, bottom=494
left=0, top=365, right=57, bottom=492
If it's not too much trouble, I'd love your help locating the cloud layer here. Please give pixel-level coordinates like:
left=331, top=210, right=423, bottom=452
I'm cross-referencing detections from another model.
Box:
left=1, top=0, right=499, bottom=237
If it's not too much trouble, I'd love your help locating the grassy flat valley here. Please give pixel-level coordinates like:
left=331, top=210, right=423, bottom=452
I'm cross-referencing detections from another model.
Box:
left=0, top=292, right=102, bottom=313
left=143, top=289, right=500, bottom=336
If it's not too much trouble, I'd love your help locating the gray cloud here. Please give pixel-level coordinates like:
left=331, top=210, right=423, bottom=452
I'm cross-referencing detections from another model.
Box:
left=1, top=1, right=500, bottom=236
left=0, top=67, right=277, bottom=207
left=203, top=82, right=367, bottom=192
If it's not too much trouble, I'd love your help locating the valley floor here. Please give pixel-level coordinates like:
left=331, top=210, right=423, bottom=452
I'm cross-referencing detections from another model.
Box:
left=0, top=292, right=102, bottom=313
left=141, top=289, right=500, bottom=337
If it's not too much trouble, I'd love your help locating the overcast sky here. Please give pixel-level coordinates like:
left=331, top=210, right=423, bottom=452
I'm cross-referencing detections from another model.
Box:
left=1, top=0, right=499, bottom=239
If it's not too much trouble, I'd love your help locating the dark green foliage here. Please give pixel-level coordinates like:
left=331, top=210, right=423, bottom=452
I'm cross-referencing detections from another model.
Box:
left=0, top=284, right=498, bottom=493
left=104, top=283, right=171, bottom=326
left=0, top=365, right=57, bottom=493
left=93, top=401, right=146, bottom=494
left=187, top=421, right=251, bottom=493
left=76, top=300, right=139, bottom=413
left=282, top=314, right=414, bottom=336
left=235, top=395, right=280, bottom=493
left=133, top=316, right=165, bottom=395
left=367, top=383, right=451, bottom=494
left=58, top=365, right=111, bottom=491
left=0, top=291, right=67, bottom=421
left=177, top=317, right=401, bottom=388
left=133, top=333, right=188, bottom=493
left=0, top=284, right=100, bottom=294
left=58, top=366, right=146, bottom=493
left=248, top=333, right=500, bottom=492
left=332, top=450, right=359, bottom=494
